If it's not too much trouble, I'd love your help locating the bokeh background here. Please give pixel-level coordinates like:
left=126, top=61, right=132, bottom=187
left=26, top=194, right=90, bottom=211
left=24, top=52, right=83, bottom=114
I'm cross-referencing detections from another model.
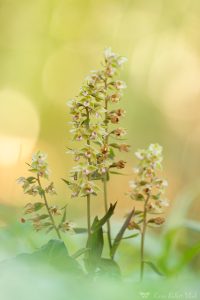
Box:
left=0, top=0, right=200, bottom=284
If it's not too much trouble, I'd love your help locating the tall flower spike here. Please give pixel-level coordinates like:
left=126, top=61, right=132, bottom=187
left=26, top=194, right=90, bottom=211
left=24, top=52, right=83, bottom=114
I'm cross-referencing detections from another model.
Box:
left=128, top=143, right=169, bottom=281
left=99, top=47, right=128, bottom=254
left=66, top=47, right=127, bottom=243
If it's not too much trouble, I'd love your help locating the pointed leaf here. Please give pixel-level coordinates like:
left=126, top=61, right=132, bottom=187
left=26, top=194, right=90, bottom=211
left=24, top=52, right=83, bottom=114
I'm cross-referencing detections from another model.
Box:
left=143, top=260, right=164, bottom=276
left=110, top=208, right=135, bottom=259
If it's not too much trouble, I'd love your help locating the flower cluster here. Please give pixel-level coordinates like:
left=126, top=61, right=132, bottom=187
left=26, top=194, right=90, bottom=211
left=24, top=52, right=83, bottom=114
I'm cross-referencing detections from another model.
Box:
left=67, top=47, right=128, bottom=198
left=128, top=144, right=169, bottom=229
left=17, top=151, right=73, bottom=236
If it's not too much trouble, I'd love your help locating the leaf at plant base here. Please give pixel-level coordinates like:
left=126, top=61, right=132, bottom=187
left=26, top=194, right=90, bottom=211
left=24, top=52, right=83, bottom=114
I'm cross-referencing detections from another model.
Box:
left=86, top=216, right=104, bottom=265
left=85, top=203, right=117, bottom=273
left=71, top=248, right=90, bottom=259
left=13, top=239, right=83, bottom=275
left=143, top=260, right=164, bottom=276
left=110, top=208, right=135, bottom=259
left=96, top=258, right=121, bottom=279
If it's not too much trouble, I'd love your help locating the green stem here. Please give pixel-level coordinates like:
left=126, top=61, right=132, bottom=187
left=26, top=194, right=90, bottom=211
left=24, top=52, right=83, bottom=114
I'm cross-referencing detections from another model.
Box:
left=103, top=78, right=113, bottom=255
left=86, top=107, right=91, bottom=238
left=87, top=195, right=91, bottom=237
left=37, top=175, right=61, bottom=240
left=103, top=173, right=112, bottom=251
left=140, top=194, right=150, bottom=281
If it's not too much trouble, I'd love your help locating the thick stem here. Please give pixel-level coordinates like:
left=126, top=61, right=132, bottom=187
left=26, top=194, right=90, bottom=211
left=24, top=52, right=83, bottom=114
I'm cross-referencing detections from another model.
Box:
left=140, top=194, right=150, bottom=281
left=37, top=175, right=61, bottom=240
left=87, top=195, right=91, bottom=237
left=103, top=78, right=113, bottom=254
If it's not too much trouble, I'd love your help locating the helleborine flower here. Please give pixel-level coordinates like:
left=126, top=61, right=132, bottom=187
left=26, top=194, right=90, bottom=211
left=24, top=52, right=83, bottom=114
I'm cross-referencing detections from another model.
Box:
left=119, top=144, right=130, bottom=152
left=148, top=143, right=163, bottom=156
left=30, top=151, right=50, bottom=179
left=117, top=56, right=128, bottom=66
left=157, top=199, right=169, bottom=207
left=114, top=80, right=127, bottom=90
left=104, top=47, right=116, bottom=60
left=114, top=127, right=127, bottom=137
left=162, top=180, right=168, bottom=188
left=110, top=93, right=121, bottom=103
left=135, top=150, right=144, bottom=160
left=129, top=180, right=137, bottom=189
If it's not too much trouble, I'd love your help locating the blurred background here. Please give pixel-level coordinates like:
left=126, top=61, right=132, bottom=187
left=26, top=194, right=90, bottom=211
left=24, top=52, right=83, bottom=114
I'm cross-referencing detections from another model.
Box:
left=0, top=0, right=200, bottom=280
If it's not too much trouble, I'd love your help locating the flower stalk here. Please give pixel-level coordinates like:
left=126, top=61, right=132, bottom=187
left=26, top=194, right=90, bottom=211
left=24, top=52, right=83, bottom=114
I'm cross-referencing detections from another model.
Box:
left=128, top=144, right=169, bottom=281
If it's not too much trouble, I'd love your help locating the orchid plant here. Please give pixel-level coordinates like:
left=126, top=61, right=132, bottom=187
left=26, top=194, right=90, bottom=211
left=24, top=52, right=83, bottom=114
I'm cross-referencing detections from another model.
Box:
left=17, top=48, right=169, bottom=281
left=17, top=151, right=73, bottom=239
left=66, top=47, right=128, bottom=254
left=128, top=144, right=168, bottom=280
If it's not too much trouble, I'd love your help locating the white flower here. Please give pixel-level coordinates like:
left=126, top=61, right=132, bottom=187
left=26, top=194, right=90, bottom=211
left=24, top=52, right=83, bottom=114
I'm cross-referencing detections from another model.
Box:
left=117, top=56, right=128, bottom=66
left=129, top=180, right=137, bottom=189
left=133, top=167, right=140, bottom=174
left=158, top=199, right=169, bottom=207
left=135, top=151, right=144, bottom=160
left=148, top=143, right=163, bottom=156
left=104, top=47, right=115, bottom=59
left=162, top=180, right=168, bottom=188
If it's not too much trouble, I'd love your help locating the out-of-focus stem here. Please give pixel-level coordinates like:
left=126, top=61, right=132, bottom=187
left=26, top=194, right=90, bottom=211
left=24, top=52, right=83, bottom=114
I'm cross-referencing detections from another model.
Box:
left=140, top=194, right=150, bottom=281
left=37, top=175, right=61, bottom=240
left=86, top=108, right=91, bottom=238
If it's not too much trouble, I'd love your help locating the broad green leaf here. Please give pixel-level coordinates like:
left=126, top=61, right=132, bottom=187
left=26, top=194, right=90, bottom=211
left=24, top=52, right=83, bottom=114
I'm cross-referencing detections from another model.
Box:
left=71, top=248, right=90, bottom=259
left=14, top=239, right=83, bottom=275
left=96, top=258, right=121, bottom=279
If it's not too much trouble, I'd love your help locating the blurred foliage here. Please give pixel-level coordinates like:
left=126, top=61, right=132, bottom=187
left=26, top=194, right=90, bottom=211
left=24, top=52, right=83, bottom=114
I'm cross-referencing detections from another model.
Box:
left=0, top=0, right=200, bottom=297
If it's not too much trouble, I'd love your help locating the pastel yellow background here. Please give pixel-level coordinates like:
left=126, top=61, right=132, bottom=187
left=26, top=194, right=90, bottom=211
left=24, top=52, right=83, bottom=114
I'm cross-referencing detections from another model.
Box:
left=0, top=0, right=200, bottom=227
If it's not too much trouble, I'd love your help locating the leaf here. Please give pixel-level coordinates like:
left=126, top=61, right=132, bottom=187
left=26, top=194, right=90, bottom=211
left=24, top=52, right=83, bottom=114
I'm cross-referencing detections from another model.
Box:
left=24, top=202, right=44, bottom=214
left=60, top=205, right=67, bottom=224
left=26, top=176, right=36, bottom=183
left=110, top=208, right=135, bottom=259
left=74, top=227, right=88, bottom=234
left=143, top=260, right=164, bottom=276
left=85, top=216, right=104, bottom=273
left=108, top=148, right=115, bottom=160
left=61, top=178, right=71, bottom=186
left=85, top=203, right=117, bottom=273
left=109, top=171, right=127, bottom=176
left=173, top=241, right=200, bottom=274
left=71, top=248, right=90, bottom=259
left=122, top=233, right=139, bottom=240
left=92, top=202, right=117, bottom=232
left=96, top=258, right=121, bottom=279
left=14, top=239, right=83, bottom=275
left=31, top=214, right=49, bottom=221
